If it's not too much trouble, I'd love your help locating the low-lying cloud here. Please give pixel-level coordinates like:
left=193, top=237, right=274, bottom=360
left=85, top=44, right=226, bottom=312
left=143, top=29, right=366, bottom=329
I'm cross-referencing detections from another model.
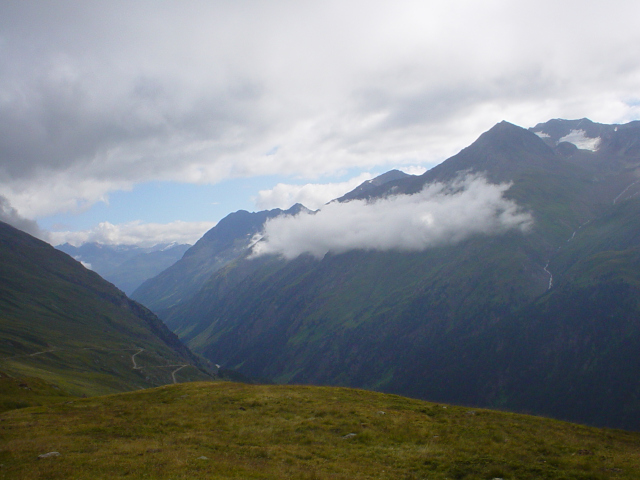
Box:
left=251, top=175, right=533, bottom=260
left=255, top=167, right=428, bottom=211
left=49, top=220, right=215, bottom=247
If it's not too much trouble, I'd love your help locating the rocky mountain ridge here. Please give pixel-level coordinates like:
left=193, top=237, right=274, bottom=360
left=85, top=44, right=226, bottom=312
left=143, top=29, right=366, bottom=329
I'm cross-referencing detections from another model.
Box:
left=136, top=118, right=640, bottom=429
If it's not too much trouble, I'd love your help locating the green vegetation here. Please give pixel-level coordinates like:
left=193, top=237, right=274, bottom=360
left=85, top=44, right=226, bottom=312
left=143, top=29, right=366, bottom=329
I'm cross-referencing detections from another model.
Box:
left=1, top=382, right=639, bottom=479
left=0, top=222, right=212, bottom=398
left=0, top=372, right=72, bottom=413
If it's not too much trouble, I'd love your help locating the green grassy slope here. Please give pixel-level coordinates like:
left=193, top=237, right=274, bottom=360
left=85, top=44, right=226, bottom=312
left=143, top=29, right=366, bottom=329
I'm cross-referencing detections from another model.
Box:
left=1, top=382, right=639, bottom=480
left=167, top=230, right=548, bottom=384
left=0, top=371, right=72, bottom=412
left=0, top=222, right=212, bottom=398
left=385, top=200, right=640, bottom=429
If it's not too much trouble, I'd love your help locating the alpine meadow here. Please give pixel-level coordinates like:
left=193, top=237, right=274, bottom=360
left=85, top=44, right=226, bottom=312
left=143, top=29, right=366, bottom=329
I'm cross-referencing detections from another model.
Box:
left=3, top=2, right=640, bottom=478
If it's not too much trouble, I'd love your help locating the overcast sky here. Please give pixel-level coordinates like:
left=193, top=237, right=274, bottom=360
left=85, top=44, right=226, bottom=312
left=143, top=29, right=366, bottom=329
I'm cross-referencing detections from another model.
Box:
left=1, top=0, right=640, bottom=246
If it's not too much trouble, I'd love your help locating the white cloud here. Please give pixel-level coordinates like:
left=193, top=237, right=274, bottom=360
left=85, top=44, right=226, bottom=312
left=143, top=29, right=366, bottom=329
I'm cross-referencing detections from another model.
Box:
left=77, top=259, right=93, bottom=270
left=251, top=174, right=533, bottom=260
left=0, top=1, right=639, bottom=219
left=255, top=167, right=427, bottom=210
left=49, top=220, right=215, bottom=248
left=254, top=173, right=375, bottom=210
left=396, top=165, right=427, bottom=176
left=0, top=194, right=49, bottom=241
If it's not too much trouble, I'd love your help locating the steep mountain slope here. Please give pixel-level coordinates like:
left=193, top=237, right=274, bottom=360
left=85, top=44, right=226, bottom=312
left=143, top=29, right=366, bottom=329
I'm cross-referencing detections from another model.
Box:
left=151, top=118, right=640, bottom=429
left=372, top=197, right=640, bottom=427
left=57, top=242, right=190, bottom=295
left=0, top=222, right=211, bottom=397
left=131, top=204, right=309, bottom=313
left=336, top=169, right=410, bottom=202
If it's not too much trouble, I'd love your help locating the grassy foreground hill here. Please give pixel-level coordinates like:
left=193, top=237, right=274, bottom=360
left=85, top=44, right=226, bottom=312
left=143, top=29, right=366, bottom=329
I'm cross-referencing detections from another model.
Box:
left=1, top=382, right=639, bottom=479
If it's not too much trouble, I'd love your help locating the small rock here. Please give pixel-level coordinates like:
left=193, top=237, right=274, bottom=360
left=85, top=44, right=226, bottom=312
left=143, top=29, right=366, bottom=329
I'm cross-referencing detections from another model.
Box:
left=197, top=456, right=208, bottom=460
left=38, top=452, right=60, bottom=459
left=376, top=411, right=386, bottom=415
left=342, top=433, right=357, bottom=439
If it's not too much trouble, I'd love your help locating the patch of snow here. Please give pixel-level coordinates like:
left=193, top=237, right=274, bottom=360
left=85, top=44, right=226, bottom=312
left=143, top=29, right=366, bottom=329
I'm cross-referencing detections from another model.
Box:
left=534, top=131, right=550, bottom=138
left=160, top=241, right=178, bottom=251
left=558, top=129, right=601, bottom=151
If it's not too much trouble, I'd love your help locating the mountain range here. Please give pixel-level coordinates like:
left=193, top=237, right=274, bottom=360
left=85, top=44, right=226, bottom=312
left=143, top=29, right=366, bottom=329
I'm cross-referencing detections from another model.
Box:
left=57, top=242, right=190, bottom=295
left=132, top=118, right=640, bottom=430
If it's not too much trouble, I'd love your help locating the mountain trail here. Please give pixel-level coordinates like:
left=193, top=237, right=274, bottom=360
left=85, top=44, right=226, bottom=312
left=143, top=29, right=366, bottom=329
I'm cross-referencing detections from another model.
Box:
left=543, top=262, right=553, bottom=290
left=171, top=365, right=188, bottom=384
left=0, top=347, right=58, bottom=361
left=131, top=348, right=145, bottom=370
left=128, top=348, right=189, bottom=383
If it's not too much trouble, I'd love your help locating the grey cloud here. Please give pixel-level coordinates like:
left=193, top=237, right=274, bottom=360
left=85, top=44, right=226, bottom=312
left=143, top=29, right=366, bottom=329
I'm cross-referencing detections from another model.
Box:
left=0, top=195, right=48, bottom=241
left=0, top=61, right=269, bottom=183
left=1, top=1, right=640, bottom=218
left=251, top=174, right=533, bottom=260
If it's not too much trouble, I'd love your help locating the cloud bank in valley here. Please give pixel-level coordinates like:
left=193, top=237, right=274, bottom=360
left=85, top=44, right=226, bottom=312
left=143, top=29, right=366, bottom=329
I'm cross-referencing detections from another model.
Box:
left=49, top=220, right=216, bottom=247
left=251, top=175, right=533, bottom=260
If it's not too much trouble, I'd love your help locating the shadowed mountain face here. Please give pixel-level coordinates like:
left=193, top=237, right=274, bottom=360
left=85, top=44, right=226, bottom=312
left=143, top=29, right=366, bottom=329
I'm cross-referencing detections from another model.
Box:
left=0, top=222, right=211, bottom=397
left=130, top=203, right=310, bottom=314
left=139, top=119, right=640, bottom=429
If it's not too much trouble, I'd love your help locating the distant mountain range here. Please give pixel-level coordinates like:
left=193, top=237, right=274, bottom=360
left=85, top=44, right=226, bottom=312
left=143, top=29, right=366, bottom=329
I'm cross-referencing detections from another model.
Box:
left=133, top=118, right=640, bottom=430
left=57, top=242, right=190, bottom=295
left=0, top=222, right=211, bottom=399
